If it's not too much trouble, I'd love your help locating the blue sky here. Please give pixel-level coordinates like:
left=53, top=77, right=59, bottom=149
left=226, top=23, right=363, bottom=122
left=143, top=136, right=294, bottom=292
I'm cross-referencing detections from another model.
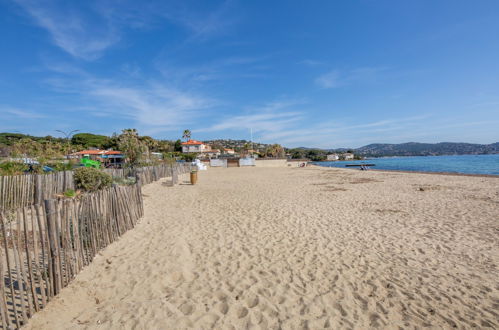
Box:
left=1, top=0, right=498, bottom=148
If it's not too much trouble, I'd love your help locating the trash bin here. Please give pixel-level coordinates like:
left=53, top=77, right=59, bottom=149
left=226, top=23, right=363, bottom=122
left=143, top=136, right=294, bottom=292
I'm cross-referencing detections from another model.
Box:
left=190, top=170, right=198, bottom=185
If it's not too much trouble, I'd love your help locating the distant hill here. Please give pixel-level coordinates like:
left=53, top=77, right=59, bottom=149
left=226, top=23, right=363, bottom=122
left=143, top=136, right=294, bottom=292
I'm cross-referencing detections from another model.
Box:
left=354, top=142, right=499, bottom=157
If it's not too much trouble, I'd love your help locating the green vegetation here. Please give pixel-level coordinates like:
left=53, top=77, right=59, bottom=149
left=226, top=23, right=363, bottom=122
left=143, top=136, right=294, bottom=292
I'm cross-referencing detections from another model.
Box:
left=263, top=144, right=285, bottom=158
left=287, top=148, right=327, bottom=161
left=182, top=129, right=191, bottom=141
left=71, top=133, right=112, bottom=149
left=112, top=176, right=136, bottom=186
left=174, top=139, right=182, bottom=152
left=181, top=153, right=198, bottom=162
left=0, top=161, right=28, bottom=175
left=118, top=129, right=148, bottom=167
left=356, top=142, right=499, bottom=157
left=63, top=189, right=76, bottom=198
left=74, top=167, right=112, bottom=192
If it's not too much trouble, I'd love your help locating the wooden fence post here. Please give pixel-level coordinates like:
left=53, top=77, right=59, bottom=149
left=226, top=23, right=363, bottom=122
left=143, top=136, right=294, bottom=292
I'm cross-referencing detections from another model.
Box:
left=171, top=165, right=178, bottom=185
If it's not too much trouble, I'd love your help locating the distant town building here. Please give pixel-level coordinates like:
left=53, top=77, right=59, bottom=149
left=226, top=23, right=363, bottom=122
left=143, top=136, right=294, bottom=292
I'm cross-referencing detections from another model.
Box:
left=223, top=148, right=235, bottom=154
left=343, top=153, right=354, bottom=160
left=181, top=140, right=211, bottom=153
left=182, top=140, right=221, bottom=159
left=327, top=153, right=340, bottom=161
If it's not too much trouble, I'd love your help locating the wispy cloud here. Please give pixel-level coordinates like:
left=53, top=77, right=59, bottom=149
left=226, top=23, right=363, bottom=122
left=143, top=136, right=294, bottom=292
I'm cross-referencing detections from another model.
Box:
left=14, top=0, right=236, bottom=60
left=203, top=100, right=433, bottom=147
left=315, top=67, right=388, bottom=89
left=155, top=55, right=270, bottom=85
left=40, top=63, right=216, bottom=135
left=299, top=59, right=324, bottom=66
left=315, top=70, right=342, bottom=89
left=0, top=106, right=46, bottom=119
left=161, top=0, right=236, bottom=41
left=89, top=83, right=215, bottom=129
left=14, top=0, right=120, bottom=60
left=198, top=100, right=305, bottom=135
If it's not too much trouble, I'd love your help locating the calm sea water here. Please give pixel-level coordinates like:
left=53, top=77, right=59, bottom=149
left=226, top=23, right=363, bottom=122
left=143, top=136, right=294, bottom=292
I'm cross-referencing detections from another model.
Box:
left=314, top=154, right=499, bottom=175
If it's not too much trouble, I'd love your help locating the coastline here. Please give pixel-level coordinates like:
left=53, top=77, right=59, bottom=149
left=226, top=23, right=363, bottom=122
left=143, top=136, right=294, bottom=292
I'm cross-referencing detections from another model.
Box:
left=25, top=167, right=499, bottom=329
left=309, top=164, right=499, bottom=178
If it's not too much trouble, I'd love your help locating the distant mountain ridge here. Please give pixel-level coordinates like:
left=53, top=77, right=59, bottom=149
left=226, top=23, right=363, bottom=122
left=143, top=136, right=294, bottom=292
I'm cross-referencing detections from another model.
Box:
left=354, top=142, right=499, bottom=157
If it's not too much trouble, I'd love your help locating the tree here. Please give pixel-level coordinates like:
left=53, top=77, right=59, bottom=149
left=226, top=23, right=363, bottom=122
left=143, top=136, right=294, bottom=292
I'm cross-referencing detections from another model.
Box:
left=182, top=129, right=191, bottom=141
left=265, top=144, right=285, bottom=158
left=12, top=138, right=43, bottom=158
left=241, top=142, right=251, bottom=157
left=155, top=140, right=173, bottom=153
left=174, top=139, right=182, bottom=152
left=71, top=133, right=110, bottom=149
left=118, top=129, right=147, bottom=167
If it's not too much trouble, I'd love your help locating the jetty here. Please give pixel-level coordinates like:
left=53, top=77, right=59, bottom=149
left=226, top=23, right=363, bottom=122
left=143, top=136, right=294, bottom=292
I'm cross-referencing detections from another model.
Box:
left=345, top=163, right=375, bottom=167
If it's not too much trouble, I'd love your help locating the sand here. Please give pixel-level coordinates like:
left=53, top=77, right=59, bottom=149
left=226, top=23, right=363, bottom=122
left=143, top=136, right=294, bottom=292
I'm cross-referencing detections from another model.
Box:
left=25, top=166, right=499, bottom=329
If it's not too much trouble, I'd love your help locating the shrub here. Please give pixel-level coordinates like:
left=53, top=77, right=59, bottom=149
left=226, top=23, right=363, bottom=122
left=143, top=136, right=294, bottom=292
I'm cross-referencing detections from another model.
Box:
left=112, top=176, right=136, bottom=186
left=181, top=153, right=198, bottom=162
left=63, top=189, right=76, bottom=198
left=0, top=161, right=28, bottom=175
left=47, top=161, right=73, bottom=171
left=74, top=167, right=112, bottom=192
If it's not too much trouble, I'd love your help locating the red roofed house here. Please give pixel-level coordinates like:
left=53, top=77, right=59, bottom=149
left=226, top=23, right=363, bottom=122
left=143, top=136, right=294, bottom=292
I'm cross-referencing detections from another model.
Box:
left=181, top=140, right=211, bottom=153
left=181, top=140, right=221, bottom=159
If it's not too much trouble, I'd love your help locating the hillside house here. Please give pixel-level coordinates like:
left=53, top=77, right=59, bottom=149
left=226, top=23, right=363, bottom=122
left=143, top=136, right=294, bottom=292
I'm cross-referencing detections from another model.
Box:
left=181, top=140, right=211, bottom=153
left=327, top=153, right=339, bottom=161
left=343, top=153, right=354, bottom=160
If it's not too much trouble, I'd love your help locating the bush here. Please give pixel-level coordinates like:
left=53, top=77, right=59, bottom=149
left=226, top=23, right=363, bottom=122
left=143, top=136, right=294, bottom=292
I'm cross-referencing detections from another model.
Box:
left=63, top=189, right=76, bottom=198
left=46, top=161, right=73, bottom=171
left=0, top=161, right=28, bottom=175
left=112, top=176, right=136, bottom=186
left=181, top=153, right=198, bottom=162
left=74, top=167, right=112, bottom=192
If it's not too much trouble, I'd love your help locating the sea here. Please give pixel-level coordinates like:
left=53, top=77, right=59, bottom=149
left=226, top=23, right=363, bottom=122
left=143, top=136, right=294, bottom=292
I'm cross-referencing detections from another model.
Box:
left=313, top=154, right=499, bottom=176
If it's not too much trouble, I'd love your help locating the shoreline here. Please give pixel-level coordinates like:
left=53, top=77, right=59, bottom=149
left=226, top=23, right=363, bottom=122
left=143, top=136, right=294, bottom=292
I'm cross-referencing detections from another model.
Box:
left=310, top=164, right=499, bottom=178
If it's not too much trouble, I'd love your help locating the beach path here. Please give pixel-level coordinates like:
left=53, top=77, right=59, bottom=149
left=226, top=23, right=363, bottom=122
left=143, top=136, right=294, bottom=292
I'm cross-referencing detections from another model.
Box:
left=25, top=167, right=499, bottom=329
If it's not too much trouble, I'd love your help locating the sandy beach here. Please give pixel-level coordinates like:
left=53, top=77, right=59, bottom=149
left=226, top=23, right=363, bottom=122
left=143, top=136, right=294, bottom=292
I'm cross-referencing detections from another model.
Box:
left=25, top=166, right=498, bottom=329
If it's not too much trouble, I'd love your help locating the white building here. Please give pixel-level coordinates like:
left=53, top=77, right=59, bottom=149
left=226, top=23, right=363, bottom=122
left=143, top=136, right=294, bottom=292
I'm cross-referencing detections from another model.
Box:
left=327, top=153, right=339, bottom=161
left=181, top=140, right=211, bottom=153
left=343, top=153, right=354, bottom=160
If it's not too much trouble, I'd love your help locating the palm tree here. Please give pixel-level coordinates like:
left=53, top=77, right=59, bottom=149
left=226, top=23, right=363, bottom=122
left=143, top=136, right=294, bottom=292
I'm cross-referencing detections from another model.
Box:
left=182, top=129, right=191, bottom=141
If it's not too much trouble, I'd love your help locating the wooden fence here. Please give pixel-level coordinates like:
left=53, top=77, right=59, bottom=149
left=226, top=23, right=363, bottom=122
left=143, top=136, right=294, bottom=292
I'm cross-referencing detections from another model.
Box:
left=0, top=171, right=74, bottom=211
left=0, top=163, right=192, bottom=211
left=0, top=183, right=143, bottom=328
left=135, top=163, right=192, bottom=185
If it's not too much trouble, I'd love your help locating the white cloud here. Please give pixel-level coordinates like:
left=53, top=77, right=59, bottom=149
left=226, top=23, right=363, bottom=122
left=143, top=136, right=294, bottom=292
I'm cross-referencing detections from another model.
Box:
left=89, top=82, right=215, bottom=129
left=299, top=59, right=324, bottom=66
left=198, top=100, right=305, bottom=135
left=0, top=106, right=46, bottom=119
left=41, top=67, right=216, bottom=134
left=15, top=0, right=120, bottom=60
left=315, top=70, right=342, bottom=89
left=14, top=0, right=235, bottom=60
left=315, top=67, right=388, bottom=89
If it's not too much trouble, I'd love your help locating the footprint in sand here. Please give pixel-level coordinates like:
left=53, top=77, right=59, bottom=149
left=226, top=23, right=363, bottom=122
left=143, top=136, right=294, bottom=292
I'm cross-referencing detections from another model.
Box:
left=235, top=306, right=249, bottom=319
left=246, top=295, right=259, bottom=308
left=217, top=302, right=229, bottom=314
left=179, top=303, right=195, bottom=316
